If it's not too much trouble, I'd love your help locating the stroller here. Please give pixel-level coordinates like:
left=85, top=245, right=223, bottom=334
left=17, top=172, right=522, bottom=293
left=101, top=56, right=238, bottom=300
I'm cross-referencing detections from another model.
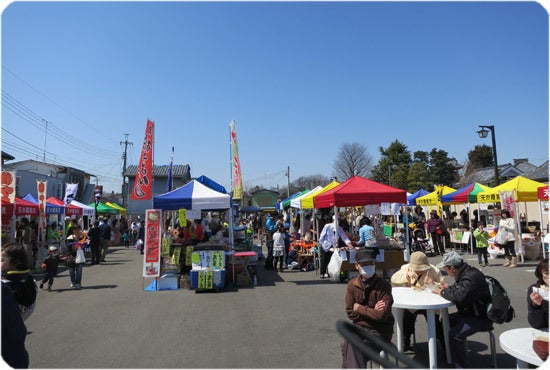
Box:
left=411, top=223, right=434, bottom=256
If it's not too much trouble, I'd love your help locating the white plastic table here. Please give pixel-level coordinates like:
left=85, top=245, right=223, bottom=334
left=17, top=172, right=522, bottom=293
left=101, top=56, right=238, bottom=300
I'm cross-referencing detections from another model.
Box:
left=392, top=287, right=454, bottom=369
left=499, top=327, right=547, bottom=368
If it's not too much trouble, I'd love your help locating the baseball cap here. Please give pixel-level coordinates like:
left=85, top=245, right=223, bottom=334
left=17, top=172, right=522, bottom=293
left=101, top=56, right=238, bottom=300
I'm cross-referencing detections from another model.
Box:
left=49, top=245, right=58, bottom=251
left=436, top=251, right=463, bottom=268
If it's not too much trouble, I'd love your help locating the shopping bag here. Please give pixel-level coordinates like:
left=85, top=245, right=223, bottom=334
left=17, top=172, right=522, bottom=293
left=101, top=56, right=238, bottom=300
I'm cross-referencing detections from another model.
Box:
left=75, top=247, right=86, bottom=264
left=327, top=250, right=343, bottom=282
left=494, top=228, right=508, bottom=246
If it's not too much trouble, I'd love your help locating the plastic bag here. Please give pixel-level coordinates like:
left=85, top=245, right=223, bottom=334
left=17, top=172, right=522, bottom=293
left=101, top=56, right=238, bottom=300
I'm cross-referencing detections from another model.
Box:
left=494, top=227, right=508, bottom=245
left=75, top=247, right=86, bottom=264
left=327, top=250, right=343, bottom=282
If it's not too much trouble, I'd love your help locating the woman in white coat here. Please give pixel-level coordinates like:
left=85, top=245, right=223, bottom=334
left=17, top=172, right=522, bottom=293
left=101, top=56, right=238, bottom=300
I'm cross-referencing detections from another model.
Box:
left=499, top=209, right=518, bottom=267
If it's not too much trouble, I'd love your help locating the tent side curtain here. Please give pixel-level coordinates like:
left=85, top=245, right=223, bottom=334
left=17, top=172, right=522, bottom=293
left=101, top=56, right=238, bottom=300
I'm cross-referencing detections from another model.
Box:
left=153, top=179, right=230, bottom=211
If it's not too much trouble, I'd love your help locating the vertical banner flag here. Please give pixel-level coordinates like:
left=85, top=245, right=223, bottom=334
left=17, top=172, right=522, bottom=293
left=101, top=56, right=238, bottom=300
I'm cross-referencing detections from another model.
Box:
left=166, top=146, right=174, bottom=193
left=132, top=119, right=155, bottom=200
left=499, top=190, right=516, bottom=218
left=142, top=209, right=162, bottom=278
left=63, top=183, right=79, bottom=205
left=230, top=120, right=243, bottom=200
left=1, top=171, right=16, bottom=203
left=37, top=180, right=47, bottom=231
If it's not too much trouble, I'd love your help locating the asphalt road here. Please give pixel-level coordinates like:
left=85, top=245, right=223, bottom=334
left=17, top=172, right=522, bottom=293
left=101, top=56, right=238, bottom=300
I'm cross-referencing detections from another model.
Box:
left=21, top=244, right=539, bottom=368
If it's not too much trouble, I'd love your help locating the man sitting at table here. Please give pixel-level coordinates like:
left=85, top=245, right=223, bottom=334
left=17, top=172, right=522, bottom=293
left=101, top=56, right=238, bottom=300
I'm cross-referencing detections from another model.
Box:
left=430, top=251, right=492, bottom=368
left=390, top=251, right=443, bottom=352
left=342, top=249, right=394, bottom=368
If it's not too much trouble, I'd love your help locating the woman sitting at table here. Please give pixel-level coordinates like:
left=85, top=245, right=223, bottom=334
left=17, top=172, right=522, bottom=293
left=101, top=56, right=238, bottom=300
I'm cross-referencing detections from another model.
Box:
left=390, top=251, right=443, bottom=352
left=527, top=258, right=548, bottom=329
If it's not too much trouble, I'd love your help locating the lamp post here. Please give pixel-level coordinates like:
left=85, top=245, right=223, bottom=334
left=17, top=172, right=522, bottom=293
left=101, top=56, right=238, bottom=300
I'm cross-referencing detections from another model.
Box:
left=476, top=125, right=499, bottom=186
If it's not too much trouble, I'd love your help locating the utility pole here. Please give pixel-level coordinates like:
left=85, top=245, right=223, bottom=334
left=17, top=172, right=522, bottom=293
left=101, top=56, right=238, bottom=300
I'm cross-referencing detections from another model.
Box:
left=42, top=119, right=48, bottom=161
left=120, top=134, right=133, bottom=206
left=286, top=165, right=290, bottom=198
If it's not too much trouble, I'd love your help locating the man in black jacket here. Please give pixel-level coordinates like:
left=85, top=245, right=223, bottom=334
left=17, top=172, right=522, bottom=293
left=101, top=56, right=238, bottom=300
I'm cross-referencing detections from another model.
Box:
left=432, top=251, right=493, bottom=368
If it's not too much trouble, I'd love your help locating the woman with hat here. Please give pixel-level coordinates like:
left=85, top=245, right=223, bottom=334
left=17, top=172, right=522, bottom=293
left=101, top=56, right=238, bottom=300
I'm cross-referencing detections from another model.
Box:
left=390, top=251, right=443, bottom=352
left=342, top=249, right=394, bottom=368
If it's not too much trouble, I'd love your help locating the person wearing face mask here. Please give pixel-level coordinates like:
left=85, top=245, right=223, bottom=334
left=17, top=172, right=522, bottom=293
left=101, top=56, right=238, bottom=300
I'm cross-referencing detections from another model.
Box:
left=390, top=251, right=443, bottom=352
left=341, top=249, right=394, bottom=368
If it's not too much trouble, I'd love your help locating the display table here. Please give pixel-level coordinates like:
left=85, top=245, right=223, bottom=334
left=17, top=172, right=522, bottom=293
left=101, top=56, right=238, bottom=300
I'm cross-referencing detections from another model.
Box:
left=499, top=327, right=547, bottom=368
left=230, top=251, right=257, bottom=286
left=291, top=240, right=317, bottom=253
left=392, top=287, right=454, bottom=369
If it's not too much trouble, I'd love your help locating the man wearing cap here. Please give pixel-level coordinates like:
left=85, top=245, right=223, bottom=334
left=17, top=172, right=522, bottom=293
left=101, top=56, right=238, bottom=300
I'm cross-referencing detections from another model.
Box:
left=432, top=251, right=492, bottom=368
left=391, top=251, right=443, bottom=352
left=342, top=249, right=394, bottom=368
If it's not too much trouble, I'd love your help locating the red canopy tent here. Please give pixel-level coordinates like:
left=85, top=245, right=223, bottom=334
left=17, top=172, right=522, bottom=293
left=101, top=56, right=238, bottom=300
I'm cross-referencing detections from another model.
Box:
left=313, top=176, right=407, bottom=208
left=1, top=197, right=39, bottom=216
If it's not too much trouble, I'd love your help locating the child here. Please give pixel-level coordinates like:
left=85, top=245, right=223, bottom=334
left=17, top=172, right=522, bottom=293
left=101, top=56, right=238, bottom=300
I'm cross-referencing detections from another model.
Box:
left=122, top=230, right=130, bottom=248
left=286, top=243, right=300, bottom=271
left=40, top=245, right=65, bottom=291
left=473, top=221, right=490, bottom=267
left=272, top=225, right=285, bottom=273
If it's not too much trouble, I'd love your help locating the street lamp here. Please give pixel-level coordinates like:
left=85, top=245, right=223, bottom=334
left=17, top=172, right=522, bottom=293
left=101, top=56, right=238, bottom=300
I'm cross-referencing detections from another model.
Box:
left=476, top=125, right=499, bottom=186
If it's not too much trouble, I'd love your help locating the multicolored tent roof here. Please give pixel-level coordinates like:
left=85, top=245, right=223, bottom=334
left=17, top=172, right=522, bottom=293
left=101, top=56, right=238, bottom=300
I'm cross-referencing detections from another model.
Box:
left=476, top=176, right=547, bottom=203
left=440, top=183, right=491, bottom=204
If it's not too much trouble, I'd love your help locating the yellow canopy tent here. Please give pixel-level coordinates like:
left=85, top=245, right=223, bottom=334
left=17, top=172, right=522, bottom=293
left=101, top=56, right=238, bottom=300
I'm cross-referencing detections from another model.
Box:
left=415, top=186, right=456, bottom=206
left=476, top=176, right=547, bottom=203
left=300, top=181, right=340, bottom=209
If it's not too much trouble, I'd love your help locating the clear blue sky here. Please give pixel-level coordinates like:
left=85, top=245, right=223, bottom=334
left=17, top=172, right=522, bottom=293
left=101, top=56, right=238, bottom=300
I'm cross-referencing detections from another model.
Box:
left=2, top=1, right=548, bottom=194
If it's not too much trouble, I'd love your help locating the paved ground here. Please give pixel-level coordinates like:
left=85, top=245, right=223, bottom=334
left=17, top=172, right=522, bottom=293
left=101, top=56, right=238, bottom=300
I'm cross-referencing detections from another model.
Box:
left=22, top=243, right=539, bottom=368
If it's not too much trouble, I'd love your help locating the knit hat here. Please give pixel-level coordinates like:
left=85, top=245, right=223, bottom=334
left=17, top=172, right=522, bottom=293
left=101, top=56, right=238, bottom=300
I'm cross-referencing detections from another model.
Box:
left=409, top=251, right=431, bottom=271
left=436, top=251, right=464, bottom=268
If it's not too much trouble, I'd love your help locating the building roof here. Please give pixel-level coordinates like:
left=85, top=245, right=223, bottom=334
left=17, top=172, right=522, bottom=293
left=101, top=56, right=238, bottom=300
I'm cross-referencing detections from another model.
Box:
left=124, top=164, right=190, bottom=178
left=524, top=160, right=549, bottom=182
left=1, top=151, right=15, bottom=161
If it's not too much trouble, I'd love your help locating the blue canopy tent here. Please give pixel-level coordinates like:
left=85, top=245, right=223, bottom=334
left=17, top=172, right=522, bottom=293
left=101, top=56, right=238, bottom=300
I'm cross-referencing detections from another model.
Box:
left=195, top=175, right=227, bottom=194
left=276, top=192, right=302, bottom=211
left=22, top=193, right=65, bottom=214
left=153, top=180, right=230, bottom=211
left=240, top=205, right=263, bottom=213
left=407, top=189, right=430, bottom=206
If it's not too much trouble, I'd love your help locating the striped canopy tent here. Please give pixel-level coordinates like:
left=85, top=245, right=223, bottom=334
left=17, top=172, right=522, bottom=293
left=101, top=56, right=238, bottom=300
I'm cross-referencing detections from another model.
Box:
left=407, top=189, right=430, bottom=206
left=106, top=201, right=127, bottom=215
left=300, top=181, right=340, bottom=209
left=476, top=176, right=547, bottom=203
left=440, top=183, right=492, bottom=204
left=415, top=186, right=456, bottom=206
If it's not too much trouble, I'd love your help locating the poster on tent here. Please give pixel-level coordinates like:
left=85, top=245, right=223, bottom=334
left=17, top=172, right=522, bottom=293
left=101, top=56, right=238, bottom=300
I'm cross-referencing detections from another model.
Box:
left=142, top=209, right=161, bottom=278
left=499, top=190, right=516, bottom=218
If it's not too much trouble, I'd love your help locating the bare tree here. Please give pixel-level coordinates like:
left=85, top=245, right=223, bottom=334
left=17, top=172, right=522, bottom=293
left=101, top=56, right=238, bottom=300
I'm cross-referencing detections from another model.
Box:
left=333, top=142, right=373, bottom=181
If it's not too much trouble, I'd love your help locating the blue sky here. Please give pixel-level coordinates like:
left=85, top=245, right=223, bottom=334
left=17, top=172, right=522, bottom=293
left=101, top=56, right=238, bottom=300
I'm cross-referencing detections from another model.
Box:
left=2, top=1, right=548, bottom=194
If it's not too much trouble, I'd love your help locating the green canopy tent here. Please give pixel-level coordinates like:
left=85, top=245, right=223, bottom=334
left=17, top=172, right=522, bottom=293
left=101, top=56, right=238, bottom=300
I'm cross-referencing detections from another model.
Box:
left=89, top=201, right=119, bottom=215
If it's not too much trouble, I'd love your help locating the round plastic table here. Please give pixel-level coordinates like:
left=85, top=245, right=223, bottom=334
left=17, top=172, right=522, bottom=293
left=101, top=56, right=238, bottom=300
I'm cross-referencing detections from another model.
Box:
left=499, top=327, right=547, bottom=368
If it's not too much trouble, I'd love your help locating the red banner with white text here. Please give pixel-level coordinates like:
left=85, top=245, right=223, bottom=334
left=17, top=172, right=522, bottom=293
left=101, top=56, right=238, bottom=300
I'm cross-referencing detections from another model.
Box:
left=131, top=119, right=154, bottom=200
left=142, top=209, right=161, bottom=278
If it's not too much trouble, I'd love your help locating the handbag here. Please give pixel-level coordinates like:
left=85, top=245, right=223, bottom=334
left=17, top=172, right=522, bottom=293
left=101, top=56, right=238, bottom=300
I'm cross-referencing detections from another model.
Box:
left=75, top=247, right=86, bottom=264
left=327, top=250, right=343, bottom=282
left=494, top=227, right=508, bottom=245
left=66, top=254, right=76, bottom=267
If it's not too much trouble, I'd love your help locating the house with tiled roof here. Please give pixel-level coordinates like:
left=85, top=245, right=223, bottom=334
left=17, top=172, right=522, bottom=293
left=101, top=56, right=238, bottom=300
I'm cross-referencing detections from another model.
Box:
left=461, top=158, right=548, bottom=187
